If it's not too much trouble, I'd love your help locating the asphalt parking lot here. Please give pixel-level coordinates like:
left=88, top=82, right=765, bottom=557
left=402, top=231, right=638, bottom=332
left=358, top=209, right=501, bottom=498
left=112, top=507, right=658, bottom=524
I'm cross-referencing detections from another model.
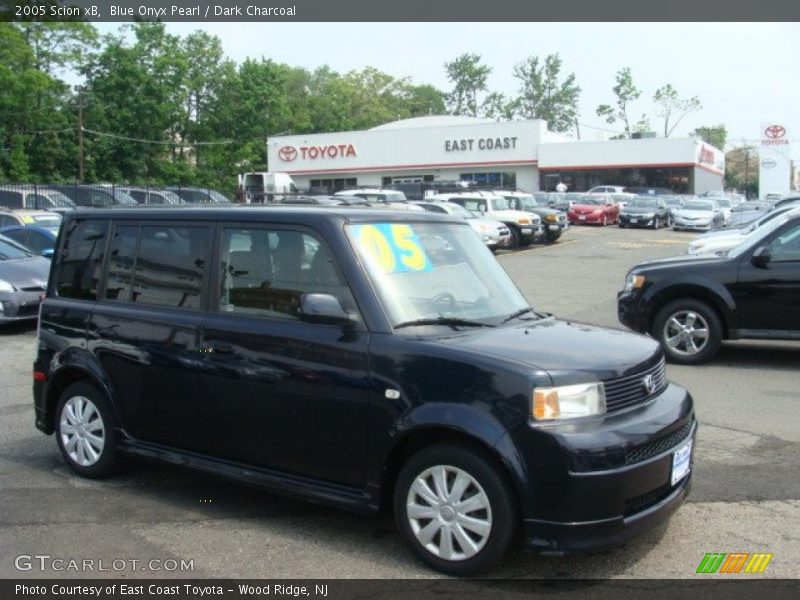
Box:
left=1, top=224, right=798, bottom=579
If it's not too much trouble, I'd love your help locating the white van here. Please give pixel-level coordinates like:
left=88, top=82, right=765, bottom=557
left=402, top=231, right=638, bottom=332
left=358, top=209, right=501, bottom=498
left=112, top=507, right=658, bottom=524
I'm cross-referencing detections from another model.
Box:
left=239, top=172, right=298, bottom=203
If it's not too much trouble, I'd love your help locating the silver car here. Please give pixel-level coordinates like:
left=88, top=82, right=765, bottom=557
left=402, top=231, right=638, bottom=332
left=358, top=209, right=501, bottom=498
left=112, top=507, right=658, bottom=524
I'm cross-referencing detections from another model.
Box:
left=412, top=201, right=512, bottom=250
left=0, top=234, right=50, bottom=323
left=672, top=200, right=725, bottom=231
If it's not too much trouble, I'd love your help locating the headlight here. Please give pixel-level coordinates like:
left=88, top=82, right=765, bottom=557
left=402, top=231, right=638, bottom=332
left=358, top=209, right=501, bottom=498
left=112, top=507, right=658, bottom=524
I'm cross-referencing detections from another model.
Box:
left=546, top=214, right=557, bottom=223
left=533, top=382, right=606, bottom=420
left=623, top=272, right=646, bottom=291
left=477, top=223, right=491, bottom=233
left=0, top=279, right=15, bottom=293
left=517, top=218, right=530, bottom=225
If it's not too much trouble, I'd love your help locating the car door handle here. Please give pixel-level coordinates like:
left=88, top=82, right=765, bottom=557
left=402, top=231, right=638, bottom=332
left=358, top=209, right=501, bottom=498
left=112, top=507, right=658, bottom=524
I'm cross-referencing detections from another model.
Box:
left=201, top=343, right=235, bottom=355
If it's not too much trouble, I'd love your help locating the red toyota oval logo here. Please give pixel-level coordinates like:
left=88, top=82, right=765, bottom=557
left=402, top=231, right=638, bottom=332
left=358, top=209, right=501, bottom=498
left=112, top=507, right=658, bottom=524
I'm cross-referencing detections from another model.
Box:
left=278, top=145, right=298, bottom=161
left=765, top=125, right=786, bottom=139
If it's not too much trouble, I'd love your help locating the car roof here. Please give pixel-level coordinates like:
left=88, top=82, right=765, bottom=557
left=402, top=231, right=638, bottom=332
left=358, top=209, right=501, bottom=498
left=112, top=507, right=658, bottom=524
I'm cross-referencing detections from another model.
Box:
left=0, top=225, right=56, bottom=235
left=60, top=205, right=460, bottom=225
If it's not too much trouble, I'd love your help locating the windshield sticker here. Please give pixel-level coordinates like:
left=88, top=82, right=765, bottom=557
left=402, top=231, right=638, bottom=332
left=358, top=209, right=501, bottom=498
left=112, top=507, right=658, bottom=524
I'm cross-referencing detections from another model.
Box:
left=21, top=215, right=34, bottom=224
left=353, top=224, right=432, bottom=274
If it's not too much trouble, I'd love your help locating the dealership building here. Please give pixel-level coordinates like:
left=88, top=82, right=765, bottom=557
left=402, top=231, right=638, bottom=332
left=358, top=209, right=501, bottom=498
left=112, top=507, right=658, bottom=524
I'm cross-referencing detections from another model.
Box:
left=267, top=116, right=725, bottom=194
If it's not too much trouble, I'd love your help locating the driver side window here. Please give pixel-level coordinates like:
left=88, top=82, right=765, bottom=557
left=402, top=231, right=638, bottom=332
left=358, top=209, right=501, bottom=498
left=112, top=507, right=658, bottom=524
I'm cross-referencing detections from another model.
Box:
left=768, top=225, right=800, bottom=262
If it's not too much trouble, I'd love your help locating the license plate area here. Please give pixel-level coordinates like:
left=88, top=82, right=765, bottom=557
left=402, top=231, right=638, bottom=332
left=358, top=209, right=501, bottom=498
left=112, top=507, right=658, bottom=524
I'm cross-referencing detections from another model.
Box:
left=671, top=439, right=692, bottom=486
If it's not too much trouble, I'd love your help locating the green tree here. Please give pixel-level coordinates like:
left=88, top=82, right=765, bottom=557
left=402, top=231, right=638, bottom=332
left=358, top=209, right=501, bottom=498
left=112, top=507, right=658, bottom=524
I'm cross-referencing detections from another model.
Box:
left=481, top=92, right=516, bottom=121
left=694, top=124, right=727, bottom=150
left=444, top=53, right=491, bottom=117
left=596, top=67, right=642, bottom=138
left=725, top=145, right=758, bottom=198
left=653, top=84, right=701, bottom=137
left=512, top=54, right=581, bottom=132
left=403, top=84, right=446, bottom=117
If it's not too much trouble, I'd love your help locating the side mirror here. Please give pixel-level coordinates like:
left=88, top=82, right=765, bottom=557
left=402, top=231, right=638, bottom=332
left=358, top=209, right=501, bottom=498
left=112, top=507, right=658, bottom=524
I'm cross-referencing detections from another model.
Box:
left=42, top=248, right=55, bottom=259
left=299, top=293, right=353, bottom=325
left=751, top=246, right=771, bottom=268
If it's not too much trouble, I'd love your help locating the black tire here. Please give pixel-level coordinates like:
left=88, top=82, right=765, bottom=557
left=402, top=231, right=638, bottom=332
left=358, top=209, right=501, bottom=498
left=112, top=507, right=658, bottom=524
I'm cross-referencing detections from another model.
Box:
left=652, top=217, right=661, bottom=230
left=55, top=381, right=120, bottom=479
left=507, top=226, right=521, bottom=249
left=651, top=299, right=723, bottom=365
left=618, top=222, right=626, bottom=228
left=544, top=229, right=561, bottom=244
left=393, top=443, right=516, bottom=576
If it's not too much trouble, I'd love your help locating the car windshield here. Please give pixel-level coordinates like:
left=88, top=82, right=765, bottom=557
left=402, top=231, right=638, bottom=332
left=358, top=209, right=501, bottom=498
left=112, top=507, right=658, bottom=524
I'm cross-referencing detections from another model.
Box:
left=444, top=203, right=475, bottom=219
left=508, top=194, right=539, bottom=209
left=348, top=221, right=529, bottom=328
left=663, top=197, right=682, bottom=206
left=0, top=235, right=32, bottom=260
left=683, top=201, right=714, bottom=211
left=727, top=212, right=798, bottom=259
left=43, top=190, right=76, bottom=207
left=716, top=198, right=732, bottom=208
left=628, top=198, right=658, bottom=208
left=577, top=196, right=604, bottom=206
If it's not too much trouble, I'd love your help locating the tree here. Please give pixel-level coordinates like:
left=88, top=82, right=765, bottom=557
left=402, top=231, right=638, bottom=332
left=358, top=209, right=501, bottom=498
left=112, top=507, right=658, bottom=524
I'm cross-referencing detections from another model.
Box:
left=444, top=53, right=491, bottom=117
left=694, top=124, right=727, bottom=150
left=725, top=145, right=758, bottom=198
left=512, top=54, right=580, bottom=132
left=653, top=84, right=701, bottom=137
left=596, top=67, right=641, bottom=138
left=404, top=84, right=446, bottom=117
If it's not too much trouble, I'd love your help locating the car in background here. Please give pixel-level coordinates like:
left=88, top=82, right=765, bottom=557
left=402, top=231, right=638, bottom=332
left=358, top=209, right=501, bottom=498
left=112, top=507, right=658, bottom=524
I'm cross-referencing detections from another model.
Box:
left=619, top=210, right=800, bottom=364
left=412, top=200, right=511, bottom=250
left=48, top=184, right=138, bottom=208
left=272, top=195, right=356, bottom=206
left=624, top=187, right=675, bottom=196
left=167, top=186, right=230, bottom=204
left=687, top=204, right=800, bottom=255
left=0, top=209, right=62, bottom=234
left=671, top=199, right=724, bottom=231
left=774, top=195, right=800, bottom=209
left=567, top=195, right=619, bottom=226
left=726, top=200, right=773, bottom=229
left=0, top=187, right=76, bottom=213
left=119, top=187, right=185, bottom=205
left=334, top=188, right=422, bottom=211
left=0, top=233, right=51, bottom=324
left=764, top=193, right=784, bottom=202
left=0, top=226, right=57, bottom=258
left=618, top=196, right=670, bottom=229
left=587, top=185, right=626, bottom=194
left=713, top=197, right=734, bottom=225
left=609, top=192, right=637, bottom=208
left=548, top=192, right=584, bottom=212
left=661, top=196, right=684, bottom=225
left=431, top=192, right=543, bottom=248
left=495, top=191, right=568, bottom=243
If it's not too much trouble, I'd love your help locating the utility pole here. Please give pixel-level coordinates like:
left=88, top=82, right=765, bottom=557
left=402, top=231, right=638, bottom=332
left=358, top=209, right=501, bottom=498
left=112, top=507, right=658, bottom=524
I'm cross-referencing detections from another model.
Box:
left=744, top=147, right=749, bottom=200
left=78, top=99, right=84, bottom=183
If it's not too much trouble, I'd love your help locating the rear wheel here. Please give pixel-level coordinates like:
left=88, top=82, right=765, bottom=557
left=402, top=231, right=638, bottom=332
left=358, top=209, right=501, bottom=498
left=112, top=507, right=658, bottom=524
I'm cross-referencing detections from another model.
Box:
left=55, top=382, right=120, bottom=478
left=393, top=443, right=516, bottom=576
left=652, top=299, right=722, bottom=364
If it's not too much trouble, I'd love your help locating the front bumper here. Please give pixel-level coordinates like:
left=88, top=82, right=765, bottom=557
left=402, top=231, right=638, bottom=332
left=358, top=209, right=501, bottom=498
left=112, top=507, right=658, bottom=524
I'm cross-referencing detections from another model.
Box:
left=569, top=214, right=605, bottom=225
left=513, top=383, right=695, bottom=553
left=0, top=290, right=43, bottom=322
left=673, top=220, right=712, bottom=231
left=619, top=214, right=656, bottom=227
left=617, top=288, right=649, bottom=333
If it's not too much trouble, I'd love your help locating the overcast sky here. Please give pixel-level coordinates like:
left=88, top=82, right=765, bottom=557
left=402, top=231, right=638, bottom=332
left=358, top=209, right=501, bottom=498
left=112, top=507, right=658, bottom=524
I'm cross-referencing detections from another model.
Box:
left=96, top=22, right=800, bottom=154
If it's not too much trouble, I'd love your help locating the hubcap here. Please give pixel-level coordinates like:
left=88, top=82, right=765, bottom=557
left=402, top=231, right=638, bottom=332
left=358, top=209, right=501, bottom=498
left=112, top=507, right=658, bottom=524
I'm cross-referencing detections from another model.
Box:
left=406, top=465, right=492, bottom=561
left=663, top=310, right=710, bottom=356
left=60, top=396, right=105, bottom=467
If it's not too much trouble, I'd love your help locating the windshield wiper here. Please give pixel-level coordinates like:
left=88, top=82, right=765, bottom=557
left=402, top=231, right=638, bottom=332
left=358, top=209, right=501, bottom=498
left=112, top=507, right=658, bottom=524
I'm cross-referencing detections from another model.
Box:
left=394, top=317, right=495, bottom=330
left=500, top=307, right=540, bottom=323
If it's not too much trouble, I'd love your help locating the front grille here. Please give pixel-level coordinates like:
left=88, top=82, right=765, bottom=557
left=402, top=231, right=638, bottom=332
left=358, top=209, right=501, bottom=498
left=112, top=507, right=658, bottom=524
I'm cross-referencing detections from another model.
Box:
left=625, top=416, right=695, bottom=466
left=21, top=286, right=45, bottom=292
left=603, top=356, right=667, bottom=413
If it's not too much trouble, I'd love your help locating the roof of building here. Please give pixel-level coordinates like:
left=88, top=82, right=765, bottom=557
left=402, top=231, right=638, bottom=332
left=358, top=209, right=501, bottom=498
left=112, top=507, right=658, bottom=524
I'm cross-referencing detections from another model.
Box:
left=369, top=115, right=498, bottom=131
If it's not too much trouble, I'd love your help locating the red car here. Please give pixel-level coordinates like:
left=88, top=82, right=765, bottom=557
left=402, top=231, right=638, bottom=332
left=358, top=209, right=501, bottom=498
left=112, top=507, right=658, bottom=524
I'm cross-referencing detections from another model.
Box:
left=567, top=195, right=619, bottom=226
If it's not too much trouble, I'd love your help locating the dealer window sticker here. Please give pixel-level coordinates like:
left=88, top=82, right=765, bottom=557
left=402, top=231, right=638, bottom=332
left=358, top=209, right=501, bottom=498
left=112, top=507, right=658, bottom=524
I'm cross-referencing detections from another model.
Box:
left=353, top=224, right=432, bottom=274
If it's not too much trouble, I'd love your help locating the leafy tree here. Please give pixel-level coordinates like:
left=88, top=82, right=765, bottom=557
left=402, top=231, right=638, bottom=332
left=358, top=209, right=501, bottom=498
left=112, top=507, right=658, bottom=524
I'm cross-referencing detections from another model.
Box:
left=444, top=53, right=491, bottom=117
left=481, top=92, right=516, bottom=121
left=512, top=54, right=580, bottom=132
left=596, top=67, right=642, bottom=138
left=15, top=22, right=97, bottom=77
left=694, top=124, right=727, bottom=150
left=653, top=84, right=701, bottom=137
left=404, top=84, right=446, bottom=117
left=725, top=145, right=758, bottom=198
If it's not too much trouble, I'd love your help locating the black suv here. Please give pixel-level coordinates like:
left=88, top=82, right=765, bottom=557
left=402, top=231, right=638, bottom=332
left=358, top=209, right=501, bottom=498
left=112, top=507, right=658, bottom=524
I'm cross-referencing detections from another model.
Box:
left=35, top=207, right=695, bottom=574
left=618, top=210, right=800, bottom=364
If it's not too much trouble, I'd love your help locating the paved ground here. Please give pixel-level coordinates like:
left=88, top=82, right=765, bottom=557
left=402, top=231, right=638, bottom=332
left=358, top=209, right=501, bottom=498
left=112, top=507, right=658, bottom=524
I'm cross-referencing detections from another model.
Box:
left=1, top=224, right=798, bottom=579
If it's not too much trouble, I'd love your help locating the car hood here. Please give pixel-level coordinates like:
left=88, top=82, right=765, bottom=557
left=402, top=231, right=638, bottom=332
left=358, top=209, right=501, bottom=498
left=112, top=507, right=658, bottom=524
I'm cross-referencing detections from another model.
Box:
left=429, top=318, right=662, bottom=381
left=491, top=209, right=540, bottom=223
left=689, top=237, right=741, bottom=253
left=633, top=253, right=726, bottom=269
left=571, top=204, right=607, bottom=211
left=674, top=209, right=715, bottom=219
left=0, top=256, right=51, bottom=288
left=467, top=218, right=506, bottom=232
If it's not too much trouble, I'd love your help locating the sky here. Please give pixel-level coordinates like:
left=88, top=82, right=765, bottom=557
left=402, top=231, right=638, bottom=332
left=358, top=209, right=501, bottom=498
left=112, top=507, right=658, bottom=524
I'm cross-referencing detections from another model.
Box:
left=95, top=22, right=800, bottom=154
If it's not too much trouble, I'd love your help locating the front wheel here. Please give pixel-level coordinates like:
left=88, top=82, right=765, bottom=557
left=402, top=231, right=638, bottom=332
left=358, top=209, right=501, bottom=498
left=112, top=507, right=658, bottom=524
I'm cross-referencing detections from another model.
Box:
left=507, top=226, right=521, bottom=249
left=55, top=382, right=120, bottom=478
left=651, top=299, right=722, bottom=364
left=393, top=443, right=516, bottom=576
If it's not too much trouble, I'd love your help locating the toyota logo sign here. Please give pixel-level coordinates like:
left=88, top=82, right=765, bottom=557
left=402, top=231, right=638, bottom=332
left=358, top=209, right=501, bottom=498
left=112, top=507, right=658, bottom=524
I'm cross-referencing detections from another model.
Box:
left=765, top=125, right=786, bottom=139
left=761, top=157, right=777, bottom=169
left=278, top=146, right=298, bottom=161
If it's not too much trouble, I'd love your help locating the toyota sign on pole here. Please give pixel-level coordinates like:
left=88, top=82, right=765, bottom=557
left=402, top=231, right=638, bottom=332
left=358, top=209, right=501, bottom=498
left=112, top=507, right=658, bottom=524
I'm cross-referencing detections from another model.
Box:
left=759, top=122, right=791, bottom=199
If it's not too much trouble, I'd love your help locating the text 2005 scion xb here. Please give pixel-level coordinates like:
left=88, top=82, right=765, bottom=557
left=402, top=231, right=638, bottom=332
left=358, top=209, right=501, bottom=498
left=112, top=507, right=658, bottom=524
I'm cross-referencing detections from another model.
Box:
left=33, top=208, right=695, bottom=575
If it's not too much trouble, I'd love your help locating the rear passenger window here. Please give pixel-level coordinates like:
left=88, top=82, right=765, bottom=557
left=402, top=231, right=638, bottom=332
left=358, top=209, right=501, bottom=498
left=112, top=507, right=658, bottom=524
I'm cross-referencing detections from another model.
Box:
left=219, top=227, right=354, bottom=320
left=56, top=220, right=109, bottom=300
left=104, top=224, right=209, bottom=309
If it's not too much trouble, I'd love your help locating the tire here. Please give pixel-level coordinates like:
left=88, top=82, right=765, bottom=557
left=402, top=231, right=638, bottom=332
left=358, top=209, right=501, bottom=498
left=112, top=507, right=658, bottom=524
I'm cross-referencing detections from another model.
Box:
left=652, top=217, right=661, bottom=230
left=507, top=226, right=521, bottom=249
left=651, top=299, right=723, bottom=365
left=393, top=443, right=516, bottom=576
left=55, top=381, right=120, bottom=478
left=544, top=229, right=561, bottom=244
left=618, top=222, right=626, bottom=228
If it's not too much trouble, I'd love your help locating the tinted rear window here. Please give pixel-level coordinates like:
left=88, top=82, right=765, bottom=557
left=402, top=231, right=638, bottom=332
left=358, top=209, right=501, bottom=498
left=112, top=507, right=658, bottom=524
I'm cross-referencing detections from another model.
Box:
left=55, top=220, right=109, bottom=300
